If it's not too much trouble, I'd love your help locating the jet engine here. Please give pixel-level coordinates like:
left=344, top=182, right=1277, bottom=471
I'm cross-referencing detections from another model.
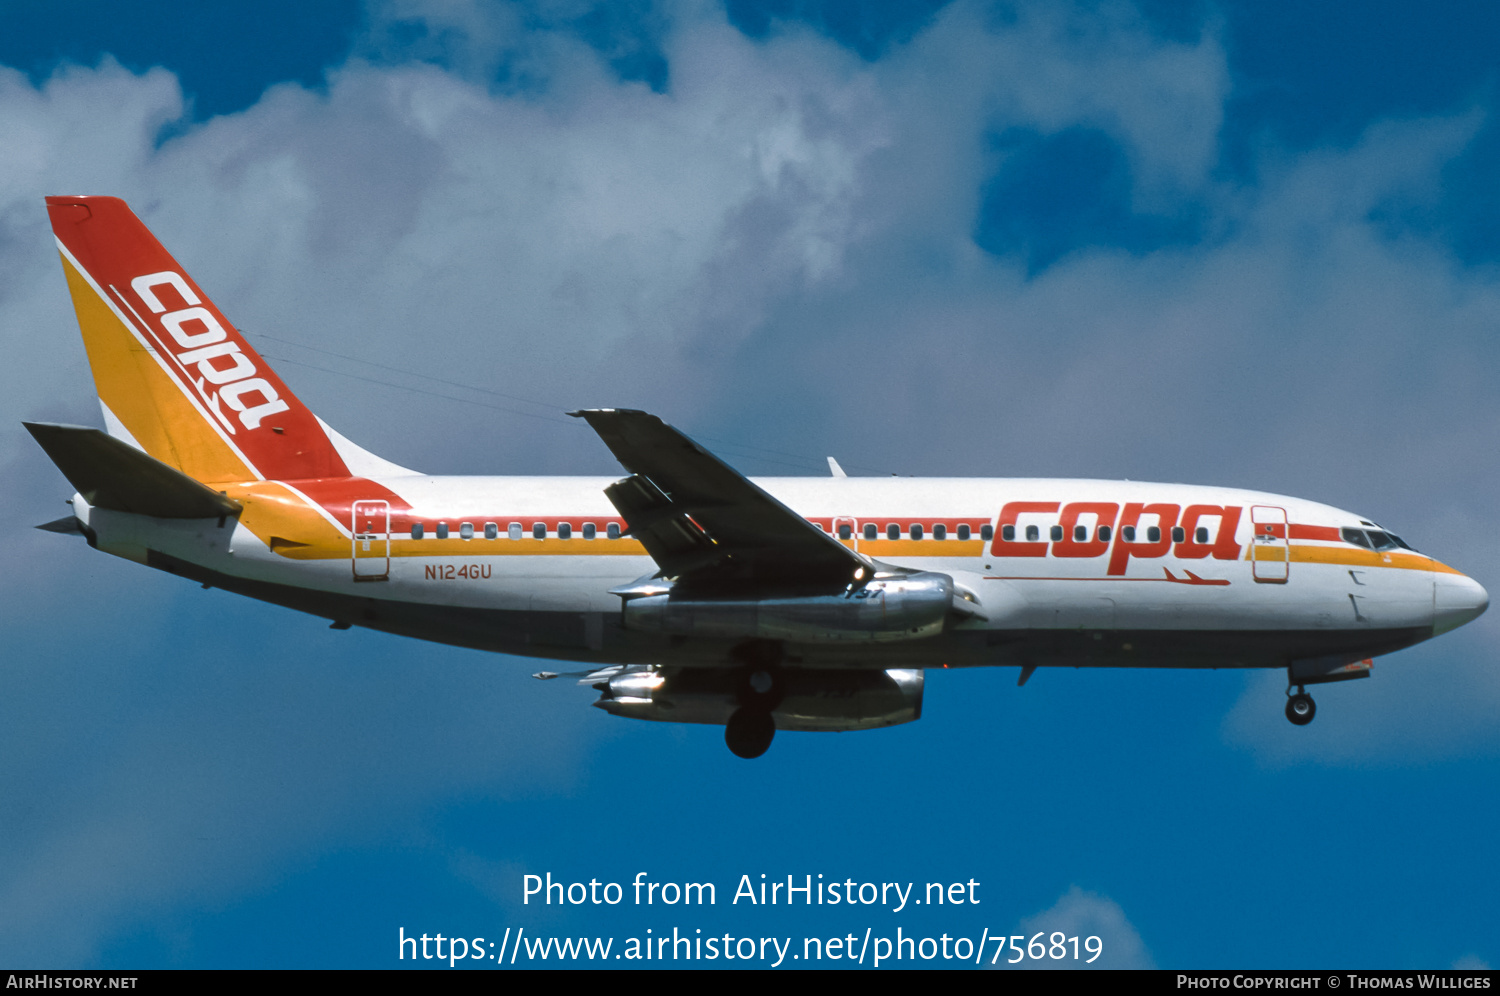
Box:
left=592, top=666, right=924, bottom=733
left=614, top=572, right=955, bottom=643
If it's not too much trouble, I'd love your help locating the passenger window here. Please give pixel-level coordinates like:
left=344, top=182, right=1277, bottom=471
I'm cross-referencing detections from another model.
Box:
left=1341, top=527, right=1371, bottom=549
left=1072, top=525, right=1086, bottom=542
left=838, top=524, right=852, bottom=540
left=483, top=522, right=497, bottom=540
left=459, top=522, right=474, bottom=540
left=864, top=524, right=877, bottom=540
left=1098, top=526, right=1111, bottom=542
left=1147, top=526, right=1161, bottom=543
left=437, top=522, right=449, bottom=539
left=1195, top=526, right=1209, bottom=544
left=911, top=524, right=924, bottom=540
left=508, top=522, right=522, bottom=540
left=1050, top=525, right=1063, bottom=542
left=607, top=523, right=621, bottom=540
left=532, top=522, right=546, bottom=539
left=1001, top=524, right=1015, bottom=541
left=410, top=523, right=424, bottom=540
left=887, top=524, right=900, bottom=540
left=1025, top=525, right=1039, bottom=542
left=957, top=524, right=971, bottom=540
left=583, top=522, right=596, bottom=539
left=558, top=522, right=572, bottom=539
left=1171, top=527, right=1184, bottom=543
left=1121, top=525, right=1135, bottom=542
left=933, top=524, right=946, bottom=540
left=980, top=524, right=993, bottom=541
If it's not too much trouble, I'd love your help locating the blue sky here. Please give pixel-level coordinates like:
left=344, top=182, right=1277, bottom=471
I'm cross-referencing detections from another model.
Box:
left=1, top=0, right=1498, bottom=969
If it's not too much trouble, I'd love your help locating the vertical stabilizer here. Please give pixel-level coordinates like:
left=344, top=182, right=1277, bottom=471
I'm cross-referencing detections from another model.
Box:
left=46, top=196, right=350, bottom=483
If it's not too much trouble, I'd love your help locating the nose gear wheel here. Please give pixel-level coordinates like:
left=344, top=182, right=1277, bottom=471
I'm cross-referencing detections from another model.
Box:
left=1285, top=687, right=1316, bottom=726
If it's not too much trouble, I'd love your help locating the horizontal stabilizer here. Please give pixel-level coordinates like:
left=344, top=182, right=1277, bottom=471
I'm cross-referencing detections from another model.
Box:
left=24, top=422, right=243, bottom=519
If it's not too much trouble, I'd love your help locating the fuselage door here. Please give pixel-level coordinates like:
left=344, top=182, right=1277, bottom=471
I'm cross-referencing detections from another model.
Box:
left=1250, top=505, right=1289, bottom=584
left=352, top=499, right=391, bottom=582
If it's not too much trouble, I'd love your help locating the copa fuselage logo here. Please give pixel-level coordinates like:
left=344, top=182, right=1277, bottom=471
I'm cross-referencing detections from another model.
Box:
left=991, top=501, right=1249, bottom=574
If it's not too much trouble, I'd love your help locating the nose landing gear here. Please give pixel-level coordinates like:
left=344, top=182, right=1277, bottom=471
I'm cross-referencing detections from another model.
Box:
left=1285, top=686, right=1316, bottom=726
left=1283, top=658, right=1373, bottom=726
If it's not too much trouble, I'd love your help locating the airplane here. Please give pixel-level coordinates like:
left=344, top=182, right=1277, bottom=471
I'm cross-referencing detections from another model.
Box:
left=27, top=195, right=1490, bottom=758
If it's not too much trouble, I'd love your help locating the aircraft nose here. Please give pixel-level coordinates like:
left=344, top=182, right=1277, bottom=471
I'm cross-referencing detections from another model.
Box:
left=1434, top=571, right=1489, bottom=635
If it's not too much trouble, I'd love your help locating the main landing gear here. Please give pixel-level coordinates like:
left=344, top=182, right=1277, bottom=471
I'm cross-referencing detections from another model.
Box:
left=725, top=642, right=784, bottom=759
left=725, top=706, right=775, bottom=758
left=1285, top=686, right=1316, bottom=726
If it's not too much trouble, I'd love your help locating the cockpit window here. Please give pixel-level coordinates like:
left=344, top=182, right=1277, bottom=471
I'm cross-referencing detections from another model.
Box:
left=1341, top=528, right=1372, bottom=549
left=1389, top=534, right=1414, bottom=551
left=1366, top=530, right=1398, bottom=551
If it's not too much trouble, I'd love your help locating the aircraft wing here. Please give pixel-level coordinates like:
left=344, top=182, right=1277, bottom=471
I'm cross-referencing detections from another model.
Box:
left=570, top=409, right=866, bottom=587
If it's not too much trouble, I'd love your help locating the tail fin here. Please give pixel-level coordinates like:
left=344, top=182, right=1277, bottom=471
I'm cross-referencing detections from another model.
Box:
left=46, top=196, right=350, bottom=484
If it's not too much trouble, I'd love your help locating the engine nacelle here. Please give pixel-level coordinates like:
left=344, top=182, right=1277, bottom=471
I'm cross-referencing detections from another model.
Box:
left=619, top=572, right=954, bottom=643
left=594, top=667, right=924, bottom=732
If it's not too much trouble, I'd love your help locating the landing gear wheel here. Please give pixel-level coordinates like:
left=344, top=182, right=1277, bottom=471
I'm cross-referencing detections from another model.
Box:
left=1285, top=691, right=1316, bottom=726
left=736, top=663, right=785, bottom=710
left=725, top=708, right=775, bottom=758
left=731, top=641, right=786, bottom=708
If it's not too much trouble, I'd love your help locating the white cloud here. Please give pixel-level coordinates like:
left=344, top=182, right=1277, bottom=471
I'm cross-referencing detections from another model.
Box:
left=1015, top=885, right=1154, bottom=969
left=0, top=556, right=602, bottom=962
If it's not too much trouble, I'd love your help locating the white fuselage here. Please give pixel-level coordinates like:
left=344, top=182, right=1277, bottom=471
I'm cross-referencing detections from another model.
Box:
left=71, top=474, right=1486, bottom=676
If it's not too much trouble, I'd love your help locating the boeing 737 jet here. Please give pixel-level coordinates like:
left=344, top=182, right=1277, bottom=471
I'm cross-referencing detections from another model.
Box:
left=27, top=196, right=1490, bottom=757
